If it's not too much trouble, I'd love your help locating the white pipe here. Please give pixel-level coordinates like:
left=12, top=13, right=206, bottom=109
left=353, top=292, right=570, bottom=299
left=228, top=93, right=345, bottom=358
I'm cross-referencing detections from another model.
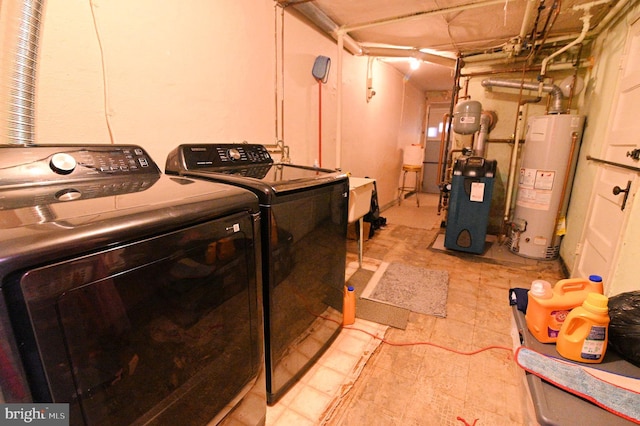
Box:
left=465, top=0, right=627, bottom=66
left=589, top=0, right=629, bottom=35
left=504, top=104, right=527, bottom=224
left=336, top=32, right=344, bottom=170
left=274, top=5, right=283, bottom=143
left=343, top=0, right=515, bottom=32
left=540, top=0, right=612, bottom=78
left=362, top=46, right=456, bottom=68
left=519, top=0, right=539, bottom=41
left=366, top=57, right=376, bottom=103
left=531, top=0, right=625, bottom=49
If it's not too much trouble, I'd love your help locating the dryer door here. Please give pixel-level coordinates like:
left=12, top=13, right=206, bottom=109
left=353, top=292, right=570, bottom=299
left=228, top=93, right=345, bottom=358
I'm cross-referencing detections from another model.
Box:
left=5, top=211, right=261, bottom=425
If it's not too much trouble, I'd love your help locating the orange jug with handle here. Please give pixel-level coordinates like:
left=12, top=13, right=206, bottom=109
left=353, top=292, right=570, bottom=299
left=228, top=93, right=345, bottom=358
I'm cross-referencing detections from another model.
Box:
left=526, top=275, right=603, bottom=343
left=556, top=292, right=609, bottom=363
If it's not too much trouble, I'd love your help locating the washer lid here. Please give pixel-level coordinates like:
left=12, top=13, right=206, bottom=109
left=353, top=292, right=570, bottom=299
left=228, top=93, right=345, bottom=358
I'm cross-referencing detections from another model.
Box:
left=166, top=143, right=348, bottom=200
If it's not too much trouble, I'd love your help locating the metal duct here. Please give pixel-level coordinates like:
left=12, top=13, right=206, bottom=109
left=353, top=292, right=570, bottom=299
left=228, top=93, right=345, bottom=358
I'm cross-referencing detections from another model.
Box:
left=288, top=2, right=362, bottom=55
left=481, top=78, right=565, bottom=113
left=0, top=0, right=46, bottom=145
left=474, top=111, right=496, bottom=157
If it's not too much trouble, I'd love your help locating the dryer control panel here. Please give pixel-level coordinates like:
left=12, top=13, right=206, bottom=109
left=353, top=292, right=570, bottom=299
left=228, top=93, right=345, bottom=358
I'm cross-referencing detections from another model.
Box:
left=0, top=145, right=161, bottom=209
left=0, top=144, right=160, bottom=188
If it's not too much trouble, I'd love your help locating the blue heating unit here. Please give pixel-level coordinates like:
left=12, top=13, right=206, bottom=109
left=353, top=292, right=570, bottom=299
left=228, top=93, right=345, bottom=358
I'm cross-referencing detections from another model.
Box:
left=444, top=156, right=497, bottom=254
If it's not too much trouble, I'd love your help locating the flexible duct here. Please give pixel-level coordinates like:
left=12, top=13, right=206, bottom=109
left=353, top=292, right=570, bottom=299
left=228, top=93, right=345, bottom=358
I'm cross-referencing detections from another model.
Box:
left=481, top=78, right=565, bottom=113
left=0, top=0, right=46, bottom=145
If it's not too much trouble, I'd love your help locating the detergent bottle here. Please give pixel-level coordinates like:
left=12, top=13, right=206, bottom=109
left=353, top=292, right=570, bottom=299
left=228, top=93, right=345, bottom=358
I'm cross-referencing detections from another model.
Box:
left=556, top=292, right=610, bottom=363
left=526, top=275, right=604, bottom=343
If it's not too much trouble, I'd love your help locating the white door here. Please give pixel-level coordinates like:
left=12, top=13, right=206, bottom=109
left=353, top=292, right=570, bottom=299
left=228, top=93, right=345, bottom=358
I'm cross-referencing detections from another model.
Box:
left=574, top=17, right=640, bottom=290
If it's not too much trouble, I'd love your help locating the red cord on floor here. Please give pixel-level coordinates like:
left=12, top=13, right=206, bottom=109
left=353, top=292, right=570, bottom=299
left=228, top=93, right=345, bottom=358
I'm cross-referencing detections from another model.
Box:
left=456, top=416, right=479, bottom=426
left=290, top=285, right=513, bottom=356
left=342, top=324, right=514, bottom=357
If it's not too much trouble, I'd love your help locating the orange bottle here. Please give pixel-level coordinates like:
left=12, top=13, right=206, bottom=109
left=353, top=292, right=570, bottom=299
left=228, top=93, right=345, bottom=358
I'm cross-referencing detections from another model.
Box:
left=556, top=292, right=610, bottom=363
left=343, top=286, right=356, bottom=326
left=526, top=275, right=603, bottom=343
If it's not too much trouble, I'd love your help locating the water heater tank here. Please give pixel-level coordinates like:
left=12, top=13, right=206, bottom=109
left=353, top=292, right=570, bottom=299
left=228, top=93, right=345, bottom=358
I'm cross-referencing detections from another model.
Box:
left=509, top=114, right=585, bottom=259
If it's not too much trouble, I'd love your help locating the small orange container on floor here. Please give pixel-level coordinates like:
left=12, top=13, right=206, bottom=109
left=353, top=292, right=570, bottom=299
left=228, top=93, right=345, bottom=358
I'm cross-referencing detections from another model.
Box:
left=343, top=285, right=356, bottom=326
left=526, top=276, right=604, bottom=343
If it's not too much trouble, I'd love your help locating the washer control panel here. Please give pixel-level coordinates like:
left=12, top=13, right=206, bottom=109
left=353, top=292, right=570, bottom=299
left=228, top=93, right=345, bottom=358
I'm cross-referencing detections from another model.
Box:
left=171, top=144, right=273, bottom=171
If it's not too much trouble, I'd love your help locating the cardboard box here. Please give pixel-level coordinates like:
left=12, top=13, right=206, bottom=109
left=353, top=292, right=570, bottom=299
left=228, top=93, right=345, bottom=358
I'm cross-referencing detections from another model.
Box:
left=347, top=221, right=371, bottom=241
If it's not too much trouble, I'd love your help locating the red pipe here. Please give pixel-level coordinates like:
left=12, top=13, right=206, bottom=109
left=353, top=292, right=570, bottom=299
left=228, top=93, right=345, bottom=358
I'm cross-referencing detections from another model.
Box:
left=318, top=79, right=322, bottom=167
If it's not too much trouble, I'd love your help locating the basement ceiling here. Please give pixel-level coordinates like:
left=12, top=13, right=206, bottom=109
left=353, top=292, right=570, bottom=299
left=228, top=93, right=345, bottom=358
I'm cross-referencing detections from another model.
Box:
left=281, top=0, right=630, bottom=91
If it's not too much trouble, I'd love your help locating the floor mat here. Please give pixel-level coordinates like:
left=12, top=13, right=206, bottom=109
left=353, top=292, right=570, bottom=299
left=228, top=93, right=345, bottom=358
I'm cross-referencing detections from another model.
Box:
left=362, top=262, right=449, bottom=318
left=347, top=267, right=410, bottom=329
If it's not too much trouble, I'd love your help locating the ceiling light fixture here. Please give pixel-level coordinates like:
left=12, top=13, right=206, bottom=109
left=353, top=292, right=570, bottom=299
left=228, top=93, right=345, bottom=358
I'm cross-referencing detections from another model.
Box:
left=409, top=57, right=421, bottom=70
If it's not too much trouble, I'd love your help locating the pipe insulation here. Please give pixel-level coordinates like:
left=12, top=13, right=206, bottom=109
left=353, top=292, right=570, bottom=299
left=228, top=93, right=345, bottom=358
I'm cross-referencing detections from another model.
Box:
left=362, top=46, right=456, bottom=68
left=289, top=2, right=362, bottom=55
left=0, top=0, right=46, bottom=145
left=481, top=78, right=565, bottom=113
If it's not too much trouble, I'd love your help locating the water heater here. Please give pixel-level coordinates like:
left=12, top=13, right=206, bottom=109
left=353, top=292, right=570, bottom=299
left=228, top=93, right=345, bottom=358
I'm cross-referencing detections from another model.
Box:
left=509, top=114, right=585, bottom=259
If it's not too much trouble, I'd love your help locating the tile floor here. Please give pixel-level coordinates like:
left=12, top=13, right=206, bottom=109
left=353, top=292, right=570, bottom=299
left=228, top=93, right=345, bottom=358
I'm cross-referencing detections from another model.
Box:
left=266, top=193, right=566, bottom=426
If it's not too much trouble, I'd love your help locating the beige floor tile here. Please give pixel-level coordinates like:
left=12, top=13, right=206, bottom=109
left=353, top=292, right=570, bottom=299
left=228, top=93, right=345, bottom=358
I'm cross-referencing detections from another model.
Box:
left=304, top=364, right=345, bottom=395
left=265, top=402, right=286, bottom=424
left=272, top=408, right=317, bottom=426
left=320, top=349, right=361, bottom=376
left=328, top=330, right=374, bottom=358
left=269, top=195, right=566, bottom=425
left=288, top=385, right=333, bottom=423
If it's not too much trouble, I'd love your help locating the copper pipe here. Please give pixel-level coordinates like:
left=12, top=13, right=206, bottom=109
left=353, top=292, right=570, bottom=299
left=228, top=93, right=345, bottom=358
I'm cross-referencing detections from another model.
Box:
left=566, top=44, right=583, bottom=110
left=436, top=112, right=450, bottom=186
left=441, top=57, right=463, bottom=185
left=445, top=149, right=465, bottom=183
left=551, top=131, right=579, bottom=247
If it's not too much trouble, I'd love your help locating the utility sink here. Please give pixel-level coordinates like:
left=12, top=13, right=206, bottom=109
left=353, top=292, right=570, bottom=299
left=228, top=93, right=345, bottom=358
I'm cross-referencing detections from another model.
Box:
left=348, top=177, right=375, bottom=223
